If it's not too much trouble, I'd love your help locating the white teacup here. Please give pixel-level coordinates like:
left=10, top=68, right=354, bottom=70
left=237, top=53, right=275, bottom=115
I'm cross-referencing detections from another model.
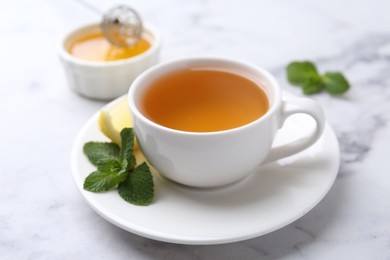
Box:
left=128, top=57, right=325, bottom=188
left=59, top=23, right=161, bottom=100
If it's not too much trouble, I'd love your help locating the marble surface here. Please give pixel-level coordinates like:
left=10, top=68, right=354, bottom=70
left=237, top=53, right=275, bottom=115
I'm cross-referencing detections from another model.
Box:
left=1, top=0, right=390, bottom=259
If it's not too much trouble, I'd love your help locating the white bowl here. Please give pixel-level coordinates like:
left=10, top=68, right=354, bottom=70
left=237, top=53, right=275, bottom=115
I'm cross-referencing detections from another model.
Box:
left=59, top=23, right=161, bottom=100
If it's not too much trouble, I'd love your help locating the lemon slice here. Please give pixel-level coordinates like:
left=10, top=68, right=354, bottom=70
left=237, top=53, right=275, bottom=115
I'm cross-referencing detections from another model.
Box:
left=98, top=96, right=136, bottom=148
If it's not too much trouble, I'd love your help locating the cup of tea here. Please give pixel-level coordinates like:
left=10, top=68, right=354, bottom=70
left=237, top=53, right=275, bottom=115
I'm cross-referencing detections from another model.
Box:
left=128, top=57, right=325, bottom=188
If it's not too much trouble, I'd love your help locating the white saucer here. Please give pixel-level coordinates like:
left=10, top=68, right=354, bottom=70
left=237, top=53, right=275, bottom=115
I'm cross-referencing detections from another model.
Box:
left=71, top=93, right=340, bottom=245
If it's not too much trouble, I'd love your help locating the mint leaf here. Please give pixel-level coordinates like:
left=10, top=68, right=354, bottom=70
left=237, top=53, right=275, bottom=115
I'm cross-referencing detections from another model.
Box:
left=83, top=142, right=120, bottom=166
left=323, top=72, right=350, bottom=95
left=84, top=159, right=128, bottom=192
left=99, top=159, right=128, bottom=184
left=302, top=78, right=323, bottom=95
left=84, top=170, right=126, bottom=192
left=287, top=61, right=321, bottom=85
left=119, top=128, right=136, bottom=170
left=96, top=159, right=124, bottom=174
left=118, top=162, right=154, bottom=206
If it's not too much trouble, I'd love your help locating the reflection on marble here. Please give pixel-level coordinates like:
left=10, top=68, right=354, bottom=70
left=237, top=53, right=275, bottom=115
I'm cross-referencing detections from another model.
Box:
left=1, top=0, right=390, bottom=259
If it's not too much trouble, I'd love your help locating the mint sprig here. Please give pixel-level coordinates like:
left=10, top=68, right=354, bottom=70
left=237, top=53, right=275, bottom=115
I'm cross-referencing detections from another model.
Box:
left=83, top=128, right=154, bottom=205
left=287, top=61, right=350, bottom=95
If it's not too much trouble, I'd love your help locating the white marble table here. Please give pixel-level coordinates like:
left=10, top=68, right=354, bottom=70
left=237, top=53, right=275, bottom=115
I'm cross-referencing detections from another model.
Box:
left=2, top=0, right=390, bottom=259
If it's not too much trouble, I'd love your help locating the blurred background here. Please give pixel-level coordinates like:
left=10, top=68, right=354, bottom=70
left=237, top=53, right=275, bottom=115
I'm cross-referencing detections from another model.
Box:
left=1, top=0, right=390, bottom=259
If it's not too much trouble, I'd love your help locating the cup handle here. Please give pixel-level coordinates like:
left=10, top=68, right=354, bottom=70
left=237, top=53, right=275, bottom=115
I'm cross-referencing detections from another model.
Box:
left=263, top=97, right=326, bottom=164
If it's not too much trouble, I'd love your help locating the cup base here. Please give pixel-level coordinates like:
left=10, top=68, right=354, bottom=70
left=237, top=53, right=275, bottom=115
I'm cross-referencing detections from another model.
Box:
left=153, top=168, right=252, bottom=190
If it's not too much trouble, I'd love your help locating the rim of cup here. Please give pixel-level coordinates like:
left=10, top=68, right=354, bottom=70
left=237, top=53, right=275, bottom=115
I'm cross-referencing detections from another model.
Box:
left=128, top=57, right=282, bottom=136
left=58, top=22, right=162, bottom=67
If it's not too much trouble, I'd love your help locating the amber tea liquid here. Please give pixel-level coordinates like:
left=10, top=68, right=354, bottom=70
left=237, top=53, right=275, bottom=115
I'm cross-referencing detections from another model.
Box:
left=140, top=68, right=269, bottom=132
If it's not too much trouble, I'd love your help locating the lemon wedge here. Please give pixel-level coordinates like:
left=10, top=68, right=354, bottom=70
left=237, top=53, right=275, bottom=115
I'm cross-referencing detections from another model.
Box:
left=98, top=96, right=136, bottom=148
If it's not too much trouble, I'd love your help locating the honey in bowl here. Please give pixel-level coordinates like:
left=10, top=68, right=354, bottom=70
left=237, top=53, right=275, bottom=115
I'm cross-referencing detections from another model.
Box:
left=140, top=68, right=269, bottom=132
left=68, top=32, right=150, bottom=62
